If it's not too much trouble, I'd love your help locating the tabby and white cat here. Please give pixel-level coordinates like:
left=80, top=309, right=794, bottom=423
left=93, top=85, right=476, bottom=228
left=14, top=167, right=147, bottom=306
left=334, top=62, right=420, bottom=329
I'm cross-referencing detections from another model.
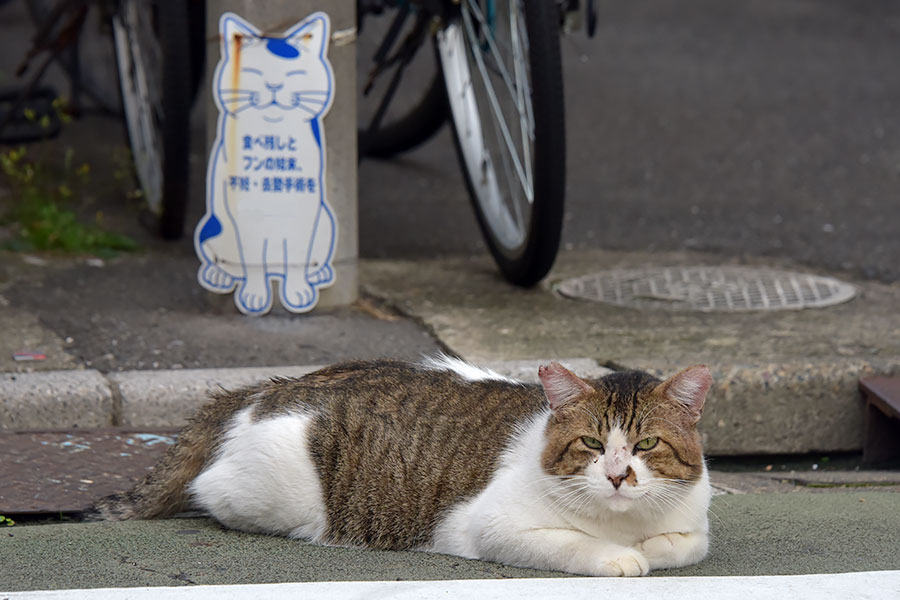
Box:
left=88, top=356, right=712, bottom=577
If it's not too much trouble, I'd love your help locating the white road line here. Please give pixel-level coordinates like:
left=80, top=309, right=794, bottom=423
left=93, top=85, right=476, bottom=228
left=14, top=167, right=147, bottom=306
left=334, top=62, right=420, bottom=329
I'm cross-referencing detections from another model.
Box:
left=4, top=571, right=900, bottom=600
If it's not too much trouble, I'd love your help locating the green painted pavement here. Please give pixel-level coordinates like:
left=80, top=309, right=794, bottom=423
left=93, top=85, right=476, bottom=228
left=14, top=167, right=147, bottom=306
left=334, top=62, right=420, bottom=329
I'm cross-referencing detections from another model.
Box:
left=2, top=492, right=899, bottom=592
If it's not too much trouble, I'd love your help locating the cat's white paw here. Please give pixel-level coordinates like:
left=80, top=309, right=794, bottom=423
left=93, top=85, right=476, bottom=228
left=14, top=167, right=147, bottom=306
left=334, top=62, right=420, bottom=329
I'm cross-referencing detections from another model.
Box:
left=637, top=531, right=707, bottom=570
left=282, top=277, right=316, bottom=310
left=307, top=264, right=333, bottom=285
left=639, top=532, right=682, bottom=556
left=199, top=264, right=236, bottom=291
left=238, top=280, right=271, bottom=314
left=595, top=548, right=649, bottom=577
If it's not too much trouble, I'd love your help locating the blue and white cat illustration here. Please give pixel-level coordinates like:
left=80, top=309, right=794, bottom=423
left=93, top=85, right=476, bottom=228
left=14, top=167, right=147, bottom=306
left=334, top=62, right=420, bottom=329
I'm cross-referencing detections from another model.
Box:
left=195, top=12, right=336, bottom=315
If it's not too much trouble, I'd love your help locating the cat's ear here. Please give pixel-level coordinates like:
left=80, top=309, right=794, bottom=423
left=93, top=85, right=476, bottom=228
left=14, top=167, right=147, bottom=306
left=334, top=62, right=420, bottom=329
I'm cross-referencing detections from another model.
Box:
left=655, top=365, right=712, bottom=422
left=538, top=362, right=594, bottom=411
left=285, top=14, right=329, bottom=57
left=220, top=13, right=259, bottom=56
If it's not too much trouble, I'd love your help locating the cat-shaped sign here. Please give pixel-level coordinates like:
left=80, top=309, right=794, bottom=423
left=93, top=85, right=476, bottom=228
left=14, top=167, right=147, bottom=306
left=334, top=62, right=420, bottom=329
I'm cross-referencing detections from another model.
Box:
left=195, top=12, right=336, bottom=315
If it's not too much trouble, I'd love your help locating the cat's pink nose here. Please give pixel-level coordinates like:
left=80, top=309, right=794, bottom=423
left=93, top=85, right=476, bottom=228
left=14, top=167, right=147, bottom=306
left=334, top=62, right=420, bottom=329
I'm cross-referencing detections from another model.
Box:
left=607, top=467, right=634, bottom=489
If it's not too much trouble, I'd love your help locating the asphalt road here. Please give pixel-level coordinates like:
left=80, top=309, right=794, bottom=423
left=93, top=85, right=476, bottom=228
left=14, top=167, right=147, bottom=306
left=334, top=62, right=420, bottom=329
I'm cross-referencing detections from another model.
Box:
left=357, top=0, right=900, bottom=282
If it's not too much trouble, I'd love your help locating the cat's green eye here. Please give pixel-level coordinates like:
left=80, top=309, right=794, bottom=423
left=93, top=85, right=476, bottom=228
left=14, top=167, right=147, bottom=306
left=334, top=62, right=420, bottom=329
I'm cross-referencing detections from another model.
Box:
left=634, top=436, right=659, bottom=452
left=581, top=436, right=604, bottom=451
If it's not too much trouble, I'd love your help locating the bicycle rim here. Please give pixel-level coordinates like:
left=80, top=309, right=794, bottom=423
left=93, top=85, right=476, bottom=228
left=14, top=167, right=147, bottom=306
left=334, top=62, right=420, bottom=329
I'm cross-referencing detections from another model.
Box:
left=112, top=1, right=164, bottom=216
left=438, top=0, right=565, bottom=285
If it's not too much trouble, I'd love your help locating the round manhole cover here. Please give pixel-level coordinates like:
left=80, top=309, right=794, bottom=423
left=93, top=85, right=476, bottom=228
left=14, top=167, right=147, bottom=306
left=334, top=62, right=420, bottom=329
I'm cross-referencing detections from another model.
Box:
left=554, top=266, right=856, bottom=312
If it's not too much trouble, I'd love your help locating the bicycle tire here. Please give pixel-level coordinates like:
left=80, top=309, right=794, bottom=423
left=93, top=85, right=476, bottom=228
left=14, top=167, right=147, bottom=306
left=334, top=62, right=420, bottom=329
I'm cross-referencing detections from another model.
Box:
left=360, top=72, right=448, bottom=159
left=112, top=0, right=192, bottom=240
left=25, top=0, right=206, bottom=112
left=438, top=0, right=566, bottom=287
left=24, top=0, right=123, bottom=115
left=357, top=3, right=449, bottom=159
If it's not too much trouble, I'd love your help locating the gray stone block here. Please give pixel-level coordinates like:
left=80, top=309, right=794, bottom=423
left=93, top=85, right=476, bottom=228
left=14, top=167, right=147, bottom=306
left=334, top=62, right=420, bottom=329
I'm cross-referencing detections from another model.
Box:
left=111, top=366, right=321, bottom=428
left=0, top=370, right=113, bottom=430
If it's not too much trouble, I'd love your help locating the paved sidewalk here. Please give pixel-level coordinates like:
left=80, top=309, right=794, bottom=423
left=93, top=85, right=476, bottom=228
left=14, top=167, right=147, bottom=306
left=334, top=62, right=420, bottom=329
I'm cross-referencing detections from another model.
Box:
left=2, top=492, right=899, bottom=592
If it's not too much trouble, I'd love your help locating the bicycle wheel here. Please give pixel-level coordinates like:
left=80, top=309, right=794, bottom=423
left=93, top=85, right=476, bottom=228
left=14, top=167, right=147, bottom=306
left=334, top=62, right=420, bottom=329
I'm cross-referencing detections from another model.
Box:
left=112, top=0, right=192, bottom=239
left=357, top=3, right=449, bottom=159
left=360, top=72, right=448, bottom=159
left=437, top=0, right=566, bottom=287
left=25, top=0, right=122, bottom=114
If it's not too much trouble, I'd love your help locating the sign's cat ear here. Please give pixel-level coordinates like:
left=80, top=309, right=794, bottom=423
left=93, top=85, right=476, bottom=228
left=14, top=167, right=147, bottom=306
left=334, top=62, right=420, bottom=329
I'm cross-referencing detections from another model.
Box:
left=538, top=362, right=594, bottom=411
left=655, top=365, right=712, bottom=422
left=220, top=12, right=259, bottom=55
left=285, top=14, right=329, bottom=56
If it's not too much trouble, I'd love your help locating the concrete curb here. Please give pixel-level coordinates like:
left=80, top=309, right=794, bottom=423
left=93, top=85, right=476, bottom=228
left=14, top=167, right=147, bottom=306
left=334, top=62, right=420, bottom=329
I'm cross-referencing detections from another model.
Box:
left=1, top=353, right=894, bottom=455
left=0, top=370, right=114, bottom=430
left=0, top=359, right=611, bottom=431
left=623, top=358, right=900, bottom=456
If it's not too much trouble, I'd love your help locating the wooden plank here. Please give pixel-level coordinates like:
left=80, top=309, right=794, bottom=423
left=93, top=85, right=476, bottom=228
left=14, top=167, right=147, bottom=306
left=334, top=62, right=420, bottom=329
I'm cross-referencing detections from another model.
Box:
left=859, top=377, right=900, bottom=465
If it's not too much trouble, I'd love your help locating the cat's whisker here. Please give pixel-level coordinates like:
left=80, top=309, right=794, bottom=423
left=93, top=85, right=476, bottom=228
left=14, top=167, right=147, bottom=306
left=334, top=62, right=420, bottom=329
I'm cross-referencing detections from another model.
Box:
left=640, top=492, right=668, bottom=515
left=289, top=103, right=319, bottom=117
left=634, top=403, right=664, bottom=431
left=531, top=474, right=588, bottom=489
left=643, top=488, right=704, bottom=522
left=566, top=492, right=592, bottom=516
left=533, top=482, right=586, bottom=505
left=293, top=93, right=327, bottom=101
left=640, top=493, right=685, bottom=518
left=641, top=415, right=687, bottom=432
left=641, top=481, right=696, bottom=507
left=294, top=100, right=327, bottom=109
left=543, top=481, right=596, bottom=514
left=572, top=406, right=601, bottom=429
left=542, top=480, right=592, bottom=503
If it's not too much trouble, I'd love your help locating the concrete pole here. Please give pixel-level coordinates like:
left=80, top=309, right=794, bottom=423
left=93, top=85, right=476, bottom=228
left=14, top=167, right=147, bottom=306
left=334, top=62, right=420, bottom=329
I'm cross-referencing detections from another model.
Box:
left=203, top=0, right=358, bottom=312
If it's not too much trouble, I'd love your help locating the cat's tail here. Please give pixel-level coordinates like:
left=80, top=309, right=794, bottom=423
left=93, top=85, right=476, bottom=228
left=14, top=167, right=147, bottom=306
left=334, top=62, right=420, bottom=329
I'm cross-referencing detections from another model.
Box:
left=82, top=422, right=217, bottom=522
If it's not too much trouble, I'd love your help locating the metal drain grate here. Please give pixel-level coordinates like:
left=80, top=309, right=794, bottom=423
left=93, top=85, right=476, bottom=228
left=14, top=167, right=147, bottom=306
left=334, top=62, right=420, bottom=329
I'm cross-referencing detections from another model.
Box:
left=554, top=266, right=856, bottom=312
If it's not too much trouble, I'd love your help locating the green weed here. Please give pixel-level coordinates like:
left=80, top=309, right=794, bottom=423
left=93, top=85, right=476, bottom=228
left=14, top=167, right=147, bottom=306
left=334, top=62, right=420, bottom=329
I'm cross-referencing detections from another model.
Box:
left=1, top=143, right=138, bottom=256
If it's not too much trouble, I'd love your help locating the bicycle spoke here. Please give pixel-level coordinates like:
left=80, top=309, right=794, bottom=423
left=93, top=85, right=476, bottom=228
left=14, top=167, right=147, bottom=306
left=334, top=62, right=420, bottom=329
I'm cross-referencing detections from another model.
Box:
left=465, top=0, right=534, bottom=196
left=463, top=0, right=519, bottom=110
left=489, top=97, right=527, bottom=237
left=460, top=4, right=533, bottom=202
left=510, top=3, right=534, bottom=203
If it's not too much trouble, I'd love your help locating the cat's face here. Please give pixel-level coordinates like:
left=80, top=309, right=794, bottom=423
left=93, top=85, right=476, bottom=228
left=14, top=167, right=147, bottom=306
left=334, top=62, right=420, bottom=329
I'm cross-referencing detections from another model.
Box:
left=538, top=364, right=711, bottom=515
left=216, top=14, right=332, bottom=121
